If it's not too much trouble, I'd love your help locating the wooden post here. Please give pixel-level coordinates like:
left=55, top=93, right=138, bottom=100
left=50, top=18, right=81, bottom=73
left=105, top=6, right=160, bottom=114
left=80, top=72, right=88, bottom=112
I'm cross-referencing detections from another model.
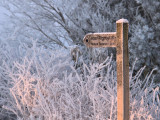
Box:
left=83, top=18, right=130, bottom=120
left=116, top=19, right=129, bottom=120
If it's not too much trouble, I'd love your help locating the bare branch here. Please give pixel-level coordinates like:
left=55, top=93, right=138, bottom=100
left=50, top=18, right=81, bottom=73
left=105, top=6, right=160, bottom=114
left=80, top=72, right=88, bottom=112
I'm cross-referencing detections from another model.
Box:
left=23, top=12, right=67, bottom=49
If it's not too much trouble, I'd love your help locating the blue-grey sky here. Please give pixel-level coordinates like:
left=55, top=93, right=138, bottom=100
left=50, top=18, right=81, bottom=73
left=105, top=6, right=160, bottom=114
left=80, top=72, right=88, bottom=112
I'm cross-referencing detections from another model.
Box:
left=0, top=6, right=9, bottom=30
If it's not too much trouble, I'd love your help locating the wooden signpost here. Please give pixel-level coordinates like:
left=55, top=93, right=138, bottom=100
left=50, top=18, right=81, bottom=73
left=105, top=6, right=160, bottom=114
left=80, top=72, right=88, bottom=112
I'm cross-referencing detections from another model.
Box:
left=83, top=19, right=129, bottom=120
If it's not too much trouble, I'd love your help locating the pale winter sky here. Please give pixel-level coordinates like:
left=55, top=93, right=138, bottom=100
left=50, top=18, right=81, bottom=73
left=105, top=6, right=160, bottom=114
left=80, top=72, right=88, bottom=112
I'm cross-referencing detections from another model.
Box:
left=0, top=6, right=9, bottom=31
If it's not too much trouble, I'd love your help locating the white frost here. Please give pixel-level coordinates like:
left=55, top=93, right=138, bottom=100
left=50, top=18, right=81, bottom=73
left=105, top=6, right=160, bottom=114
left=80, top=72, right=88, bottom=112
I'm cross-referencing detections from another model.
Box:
left=116, top=18, right=129, bottom=23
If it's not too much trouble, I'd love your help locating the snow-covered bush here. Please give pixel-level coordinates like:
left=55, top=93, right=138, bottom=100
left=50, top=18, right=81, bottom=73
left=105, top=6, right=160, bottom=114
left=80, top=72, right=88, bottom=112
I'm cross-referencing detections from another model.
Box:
left=130, top=61, right=160, bottom=119
left=0, top=40, right=18, bottom=120
left=0, top=40, right=159, bottom=120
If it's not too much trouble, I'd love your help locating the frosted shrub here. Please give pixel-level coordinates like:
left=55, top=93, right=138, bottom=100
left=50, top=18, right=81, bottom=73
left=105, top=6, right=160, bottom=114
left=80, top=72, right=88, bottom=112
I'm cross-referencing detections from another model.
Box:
left=130, top=61, right=160, bottom=119
left=2, top=43, right=117, bottom=119
left=0, top=41, right=160, bottom=119
left=0, top=41, right=18, bottom=120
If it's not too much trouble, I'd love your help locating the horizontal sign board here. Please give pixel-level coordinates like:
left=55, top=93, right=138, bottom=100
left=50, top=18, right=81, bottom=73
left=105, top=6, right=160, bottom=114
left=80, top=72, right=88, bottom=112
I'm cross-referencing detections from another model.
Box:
left=83, top=32, right=116, bottom=48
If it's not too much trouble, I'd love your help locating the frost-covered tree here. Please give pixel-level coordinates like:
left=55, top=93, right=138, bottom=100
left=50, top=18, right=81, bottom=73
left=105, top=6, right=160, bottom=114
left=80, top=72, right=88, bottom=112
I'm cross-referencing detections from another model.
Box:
left=129, top=0, right=160, bottom=79
left=1, top=0, right=160, bottom=77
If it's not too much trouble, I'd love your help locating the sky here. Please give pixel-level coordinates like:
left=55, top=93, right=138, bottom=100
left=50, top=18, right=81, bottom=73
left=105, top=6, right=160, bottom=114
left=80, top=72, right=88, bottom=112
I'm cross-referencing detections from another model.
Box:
left=0, top=6, right=9, bottom=31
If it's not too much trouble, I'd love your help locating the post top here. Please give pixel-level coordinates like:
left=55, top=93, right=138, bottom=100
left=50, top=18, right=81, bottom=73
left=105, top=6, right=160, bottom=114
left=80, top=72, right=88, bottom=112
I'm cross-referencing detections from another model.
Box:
left=116, top=18, right=128, bottom=23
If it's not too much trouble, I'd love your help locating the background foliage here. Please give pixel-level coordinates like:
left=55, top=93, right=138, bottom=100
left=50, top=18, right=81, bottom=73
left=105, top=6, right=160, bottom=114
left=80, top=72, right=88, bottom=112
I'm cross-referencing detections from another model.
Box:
left=1, top=0, right=160, bottom=75
left=0, top=0, right=160, bottom=119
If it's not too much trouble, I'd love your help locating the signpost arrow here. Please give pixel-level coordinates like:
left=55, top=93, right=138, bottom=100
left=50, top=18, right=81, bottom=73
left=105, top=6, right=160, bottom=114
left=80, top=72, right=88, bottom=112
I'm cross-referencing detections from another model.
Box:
left=83, top=18, right=129, bottom=120
left=83, top=32, right=117, bottom=48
